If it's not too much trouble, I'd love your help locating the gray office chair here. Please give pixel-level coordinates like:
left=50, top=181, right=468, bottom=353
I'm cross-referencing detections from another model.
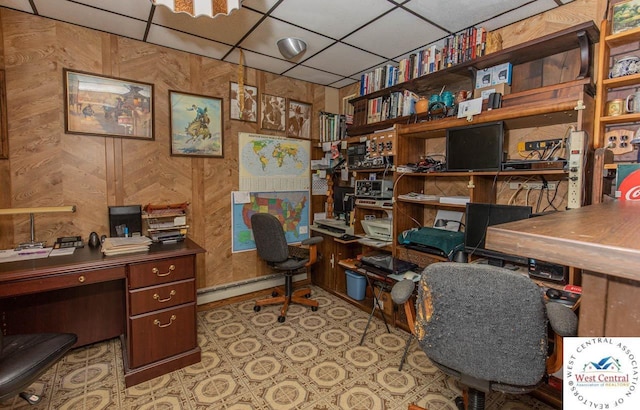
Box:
left=394, top=262, right=577, bottom=410
left=0, top=332, right=77, bottom=405
left=251, top=213, right=323, bottom=323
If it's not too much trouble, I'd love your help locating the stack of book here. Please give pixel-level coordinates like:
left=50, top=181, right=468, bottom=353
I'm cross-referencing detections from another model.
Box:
left=101, top=236, right=152, bottom=256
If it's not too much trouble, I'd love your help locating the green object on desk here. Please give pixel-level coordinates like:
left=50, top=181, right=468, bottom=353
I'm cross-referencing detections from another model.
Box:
left=398, top=227, right=464, bottom=259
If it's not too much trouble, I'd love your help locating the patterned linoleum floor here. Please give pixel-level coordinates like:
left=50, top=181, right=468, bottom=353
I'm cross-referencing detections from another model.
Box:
left=0, top=286, right=557, bottom=409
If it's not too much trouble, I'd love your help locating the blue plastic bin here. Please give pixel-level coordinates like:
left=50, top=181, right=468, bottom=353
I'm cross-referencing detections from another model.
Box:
left=345, top=270, right=366, bottom=300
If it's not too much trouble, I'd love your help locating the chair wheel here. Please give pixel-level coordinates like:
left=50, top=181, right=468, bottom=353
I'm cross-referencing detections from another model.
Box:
left=272, top=291, right=279, bottom=297
left=278, top=316, right=286, bottom=323
left=304, top=293, right=311, bottom=298
left=254, top=305, right=261, bottom=312
left=311, top=306, right=318, bottom=312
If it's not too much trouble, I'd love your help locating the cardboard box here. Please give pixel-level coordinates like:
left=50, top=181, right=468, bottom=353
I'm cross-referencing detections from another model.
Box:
left=473, top=83, right=511, bottom=100
left=475, top=68, right=493, bottom=89
left=491, top=62, right=512, bottom=85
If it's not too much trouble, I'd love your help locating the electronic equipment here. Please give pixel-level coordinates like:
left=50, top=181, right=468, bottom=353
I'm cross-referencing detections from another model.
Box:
left=355, top=179, right=393, bottom=199
left=567, top=130, right=587, bottom=209
left=446, top=121, right=505, bottom=171
left=332, top=185, right=355, bottom=219
left=528, top=258, right=568, bottom=284
left=501, top=159, right=567, bottom=171
left=354, top=198, right=393, bottom=209
left=314, top=218, right=354, bottom=235
left=358, top=253, right=418, bottom=276
left=398, top=227, right=465, bottom=259
left=360, top=218, right=393, bottom=241
left=347, top=143, right=366, bottom=168
left=54, top=236, right=84, bottom=249
left=464, top=203, right=532, bottom=267
left=108, top=205, right=142, bottom=237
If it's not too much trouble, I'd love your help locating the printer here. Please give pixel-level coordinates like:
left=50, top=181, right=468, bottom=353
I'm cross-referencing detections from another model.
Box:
left=398, top=227, right=464, bottom=260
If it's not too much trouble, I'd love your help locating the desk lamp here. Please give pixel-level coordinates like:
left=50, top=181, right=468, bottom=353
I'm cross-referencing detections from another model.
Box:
left=0, top=205, right=76, bottom=249
left=434, top=219, right=465, bottom=231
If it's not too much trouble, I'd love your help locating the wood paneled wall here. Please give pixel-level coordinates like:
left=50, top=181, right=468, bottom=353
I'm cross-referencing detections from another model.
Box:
left=0, top=0, right=606, bottom=292
left=0, top=9, right=327, bottom=290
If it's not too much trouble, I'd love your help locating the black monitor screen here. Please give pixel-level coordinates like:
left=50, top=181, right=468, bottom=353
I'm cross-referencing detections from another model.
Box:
left=464, top=202, right=532, bottom=266
left=333, top=185, right=354, bottom=217
left=446, top=121, right=504, bottom=171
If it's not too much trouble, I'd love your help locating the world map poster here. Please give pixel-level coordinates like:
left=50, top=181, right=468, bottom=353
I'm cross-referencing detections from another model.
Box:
left=231, top=191, right=310, bottom=253
left=238, top=133, right=310, bottom=191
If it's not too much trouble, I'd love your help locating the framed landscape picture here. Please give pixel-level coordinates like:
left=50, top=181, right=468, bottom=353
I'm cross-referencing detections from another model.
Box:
left=229, top=82, right=258, bottom=122
left=612, top=0, right=640, bottom=34
left=169, top=90, right=223, bottom=158
left=64, top=69, right=154, bottom=140
left=286, top=100, right=312, bottom=139
left=260, top=94, right=285, bottom=131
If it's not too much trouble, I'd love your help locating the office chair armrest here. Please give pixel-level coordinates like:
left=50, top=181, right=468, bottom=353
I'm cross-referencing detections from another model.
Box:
left=301, top=236, right=323, bottom=246
left=391, top=279, right=414, bottom=305
left=546, top=302, right=578, bottom=337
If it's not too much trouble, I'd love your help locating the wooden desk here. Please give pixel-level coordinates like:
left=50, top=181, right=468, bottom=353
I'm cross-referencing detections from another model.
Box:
left=0, top=238, right=205, bottom=387
left=485, top=201, right=640, bottom=336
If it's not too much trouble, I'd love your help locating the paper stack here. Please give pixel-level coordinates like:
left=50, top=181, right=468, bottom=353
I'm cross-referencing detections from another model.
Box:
left=101, top=236, right=152, bottom=256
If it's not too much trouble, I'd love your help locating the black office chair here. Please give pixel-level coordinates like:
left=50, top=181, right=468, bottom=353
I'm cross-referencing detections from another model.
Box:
left=0, top=332, right=77, bottom=405
left=251, top=213, right=323, bottom=323
left=393, top=262, right=577, bottom=410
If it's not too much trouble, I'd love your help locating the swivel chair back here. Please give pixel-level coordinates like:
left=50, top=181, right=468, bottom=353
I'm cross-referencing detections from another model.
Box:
left=0, top=332, right=77, bottom=404
left=397, top=262, right=577, bottom=410
left=251, top=212, right=323, bottom=323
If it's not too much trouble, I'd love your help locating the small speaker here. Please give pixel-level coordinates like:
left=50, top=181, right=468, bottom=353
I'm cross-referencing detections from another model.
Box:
left=487, top=92, right=502, bottom=110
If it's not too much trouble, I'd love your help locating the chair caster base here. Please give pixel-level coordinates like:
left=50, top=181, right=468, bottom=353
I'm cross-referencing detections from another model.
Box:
left=254, top=306, right=261, bottom=312
left=20, top=392, right=42, bottom=405
left=311, top=306, right=318, bottom=312
left=278, top=316, right=286, bottom=323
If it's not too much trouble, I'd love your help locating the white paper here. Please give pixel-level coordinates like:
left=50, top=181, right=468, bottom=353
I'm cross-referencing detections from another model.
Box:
left=50, top=247, right=76, bottom=256
left=233, top=191, right=251, bottom=204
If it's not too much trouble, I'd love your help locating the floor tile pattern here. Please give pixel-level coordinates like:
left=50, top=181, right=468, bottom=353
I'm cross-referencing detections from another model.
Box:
left=0, top=286, right=557, bottom=409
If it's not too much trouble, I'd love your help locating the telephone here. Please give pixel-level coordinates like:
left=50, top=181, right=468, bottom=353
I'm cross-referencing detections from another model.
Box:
left=54, top=236, right=84, bottom=249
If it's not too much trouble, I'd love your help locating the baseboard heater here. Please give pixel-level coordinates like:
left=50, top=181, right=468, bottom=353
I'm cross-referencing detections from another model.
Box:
left=197, top=271, right=307, bottom=305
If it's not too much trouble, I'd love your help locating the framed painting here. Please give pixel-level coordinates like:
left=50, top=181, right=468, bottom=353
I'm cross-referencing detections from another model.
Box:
left=286, top=99, right=312, bottom=139
left=230, top=82, right=258, bottom=122
left=63, top=69, right=154, bottom=140
left=169, top=90, right=223, bottom=158
left=612, top=0, right=640, bottom=34
left=260, top=94, right=285, bottom=132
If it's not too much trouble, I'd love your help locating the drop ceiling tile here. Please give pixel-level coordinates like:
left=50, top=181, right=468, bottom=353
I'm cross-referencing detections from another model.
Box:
left=70, top=0, right=152, bottom=20
left=270, top=0, right=395, bottom=39
left=331, top=78, right=359, bottom=89
left=0, top=0, right=33, bottom=13
left=240, top=16, right=334, bottom=61
left=405, top=0, right=530, bottom=33
left=303, top=43, right=386, bottom=77
left=284, top=65, right=343, bottom=86
left=33, top=0, right=148, bottom=40
left=147, top=25, right=232, bottom=59
left=224, top=49, right=295, bottom=75
left=482, top=0, right=559, bottom=32
left=153, top=6, right=262, bottom=45
left=343, top=8, right=447, bottom=60
left=242, top=0, right=280, bottom=14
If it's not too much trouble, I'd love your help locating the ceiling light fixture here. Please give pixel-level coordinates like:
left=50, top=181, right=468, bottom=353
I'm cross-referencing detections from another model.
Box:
left=152, top=0, right=242, bottom=19
left=277, top=38, right=307, bottom=59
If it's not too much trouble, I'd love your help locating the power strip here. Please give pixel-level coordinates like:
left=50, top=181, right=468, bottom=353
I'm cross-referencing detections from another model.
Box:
left=567, top=131, right=587, bottom=209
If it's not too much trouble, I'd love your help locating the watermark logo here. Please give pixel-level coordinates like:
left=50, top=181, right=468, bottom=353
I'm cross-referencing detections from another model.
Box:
left=564, top=337, right=639, bottom=409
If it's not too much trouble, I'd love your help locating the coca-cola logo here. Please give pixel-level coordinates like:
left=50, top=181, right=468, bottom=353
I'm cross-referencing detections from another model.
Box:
left=624, top=185, right=640, bottom=200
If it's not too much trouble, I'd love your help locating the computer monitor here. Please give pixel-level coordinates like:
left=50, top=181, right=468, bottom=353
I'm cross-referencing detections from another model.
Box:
left=446, top=121, right=504, bottom=171
left=464, top=202, right=532, bottom=267
left=332, top=185, right=354, bottom=218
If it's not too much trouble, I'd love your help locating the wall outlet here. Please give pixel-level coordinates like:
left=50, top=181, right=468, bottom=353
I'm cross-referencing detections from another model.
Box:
left=524, top=138, right=563, bottom=151
left=509, top=182, right=557, bottom=190
left=567, top=131, right=586, bottom=209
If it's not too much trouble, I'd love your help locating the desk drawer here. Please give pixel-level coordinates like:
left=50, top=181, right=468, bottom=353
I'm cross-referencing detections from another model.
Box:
left=128, top=256, right=194, bottom=289
left=0, top=266, right=125, bottom=297
left=128, top=303, right=197, bottom=369
left=128, top=279, right=195, bottom=316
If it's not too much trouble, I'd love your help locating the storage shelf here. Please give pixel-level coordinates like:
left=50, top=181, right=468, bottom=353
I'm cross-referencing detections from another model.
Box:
left=605, top=25, right=640, bottom=48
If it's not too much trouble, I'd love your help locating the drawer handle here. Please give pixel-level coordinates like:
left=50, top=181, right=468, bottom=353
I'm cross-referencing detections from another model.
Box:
left=152, top=264, right=175, bottom=277
left=78, top=275, right=86, bottom=283
left=153, top=290, right=176, bottom=303
left=154, top=314, right=176, bottom=328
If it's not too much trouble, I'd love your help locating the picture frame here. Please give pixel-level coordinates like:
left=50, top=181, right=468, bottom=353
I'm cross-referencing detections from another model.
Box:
left=260, top=94, right=285, bottom=132
left=286, top=99, right=312, bottom=139
left=0, top=70, right=8, bottom=159
left=229, top=82, right=258, bottom=122
left=612, top=0, right=640, bottom=34
left=169, top=90, right=223, bottom=158
left=63, top=69, right=154, bottom=140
